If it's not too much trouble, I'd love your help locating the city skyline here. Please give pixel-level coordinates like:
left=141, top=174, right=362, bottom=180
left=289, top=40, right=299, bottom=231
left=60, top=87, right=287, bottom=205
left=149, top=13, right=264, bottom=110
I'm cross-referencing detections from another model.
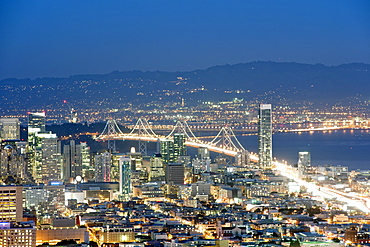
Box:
left=1, top=1, right=370, bottom=246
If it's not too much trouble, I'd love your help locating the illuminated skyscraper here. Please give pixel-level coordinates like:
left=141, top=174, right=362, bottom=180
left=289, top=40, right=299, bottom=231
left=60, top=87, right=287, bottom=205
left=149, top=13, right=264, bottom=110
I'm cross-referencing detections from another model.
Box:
left=298, top=151, right=311, bottom=177
left=119, top=156, right=131, bottom=200
left=94, top=151, right=112, bottom=182
left=27, top=112, right=53, bottom=183
left=0, top=141, right=30, bottom=183
left=63, top=140, right=90, bottom=182
left=160, top=139, right=174, bottom=164
left=41, top=136, right=61, bottom=183
left=28, top=112, right=46, bottom=134
left=29, top=132, right=58, bottom=183
left=173, top=133, right=186, bottom=158
left=0, top=118, right=20, bottom=140
left=149, top=153, right=165, bottom=182
left=258, top=104, right=272, bottom=169
left=80, top=142, right=92, bottom=180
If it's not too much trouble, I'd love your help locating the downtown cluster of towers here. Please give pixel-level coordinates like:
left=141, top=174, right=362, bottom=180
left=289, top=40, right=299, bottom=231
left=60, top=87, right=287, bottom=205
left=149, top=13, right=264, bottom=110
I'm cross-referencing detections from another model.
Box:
left=0, top=112, right=194, bottom=199
left=0, top=104, right=311, bottom=213
left=0, top=112, right=91, bottom=185
left=0, top=104, right=275, bottom=185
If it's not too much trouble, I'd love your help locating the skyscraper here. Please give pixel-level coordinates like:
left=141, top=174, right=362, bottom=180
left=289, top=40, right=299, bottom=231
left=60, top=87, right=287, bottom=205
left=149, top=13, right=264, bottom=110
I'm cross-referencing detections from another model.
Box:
left=173, top=133, right=186, bottom=157
left=28, top=112, right=46, bottom=134
left=0, top=118, right=20, bottom=140
left=149, top=153, right=165, bottom=182
left=27, top=112, right=50, bottom=183
left=258, top=104, right=272, bottom=169
left=298, top=151, right=311, bottom=177
left=41, top=136, right=61, bottom=183
left=80, top=142, right=92, bottom=180
left=94, top=151, right=112, bottom=182
left=160, top=139, right=175, bottom=164
left=119, top=156, right=131, bottom=200
left=30, top=132, right=58, bottom=183
left=63, top=140, right=90, bottom=182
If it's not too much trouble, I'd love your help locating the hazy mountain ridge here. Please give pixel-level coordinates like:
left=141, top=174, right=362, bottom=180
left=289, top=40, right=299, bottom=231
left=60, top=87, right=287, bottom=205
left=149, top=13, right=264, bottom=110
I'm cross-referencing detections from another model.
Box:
left=1, top=61, right=370, bottom=110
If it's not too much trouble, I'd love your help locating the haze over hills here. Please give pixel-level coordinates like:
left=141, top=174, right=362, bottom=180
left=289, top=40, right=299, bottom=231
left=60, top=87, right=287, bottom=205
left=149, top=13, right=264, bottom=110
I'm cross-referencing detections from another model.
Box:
left=1, top=61, right=370, bottom=111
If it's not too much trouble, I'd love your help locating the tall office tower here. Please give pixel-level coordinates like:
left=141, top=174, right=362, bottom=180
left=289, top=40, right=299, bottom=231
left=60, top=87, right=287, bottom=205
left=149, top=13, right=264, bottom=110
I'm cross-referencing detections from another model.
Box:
left=94, top=151, right=112, bottom=182
left=298, top=151, right=311, bottom=177
left=128, top=150, right=143, bottom=171
left=258, top=104, right=272, bottom=169
left=119, top=156, right=131, bottom=200
left=198, top=147, right=210, bottom=160
left=30, top=132, right=58, bottom=183
left=174, top=133, right=186, bottom=158
left=41, top=137, right=61, bottom=183
left=149, top=153, right=165, bottom=182
left=0, top=185, right=23, bottom=222
left=63, top=140, right=85, bottom=182
left=160, top=139, right=175, bottom=164
left=0, top=142, right=25, bottom=182
left=0, top=118, right=20, bottom=140
left=166, top=163, right=184, bottom=185
left=110, top=153, right=126, bottom=182
left=28, top=112, right=46, bottom=134
left=80, top=142, right=92, bottom=180
left=27, top=112, right=52, bottom=183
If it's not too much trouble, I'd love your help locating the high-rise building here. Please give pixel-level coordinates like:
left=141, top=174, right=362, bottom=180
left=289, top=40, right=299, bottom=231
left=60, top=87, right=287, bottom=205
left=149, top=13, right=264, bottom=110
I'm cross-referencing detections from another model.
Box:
left=110, top=153, right=126, bottom=182
left=0, top=185, right=22, bottom=222
left=174, top=133, right=186, bottom=157
left=41, top=137, right=61, bottom=183
left=30, top=132, right=58, bottom=183
left=80, top=142, right=92, bottom=180
left=63, top=140, right=86, bottom=182
left=28, top=112, right=46, bottom=134
left=149, top=153, right=165, bottom=182
left=119, top=156, right=131, bottom=200
left=0, top=141, right=30, bottom=183
left=27, top=112, right=60, bottom=183
left=258, top=104, right=272, bottom=169
left=94, top=151, right=112, bottom=182
left=160, top=139, right=174, bottom=164
left=298, top=151, right=311, bottom=177
left=0, top=118, right=20, bottom=140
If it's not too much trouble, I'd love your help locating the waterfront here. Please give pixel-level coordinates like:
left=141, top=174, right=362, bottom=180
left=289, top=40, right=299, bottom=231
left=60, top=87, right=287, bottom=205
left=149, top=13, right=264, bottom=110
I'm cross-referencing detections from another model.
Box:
left=238, top=129, right=370, bottom=171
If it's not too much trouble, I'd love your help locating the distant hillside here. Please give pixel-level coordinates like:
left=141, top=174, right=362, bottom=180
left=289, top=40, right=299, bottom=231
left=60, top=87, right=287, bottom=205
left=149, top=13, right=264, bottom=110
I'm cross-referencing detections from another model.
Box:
left=1, top=61, right=370, bottom=110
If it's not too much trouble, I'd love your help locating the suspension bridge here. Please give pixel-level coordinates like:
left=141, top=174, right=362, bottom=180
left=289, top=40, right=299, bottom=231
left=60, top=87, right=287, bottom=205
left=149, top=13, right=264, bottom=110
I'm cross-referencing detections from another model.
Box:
left=95, top=118, right=253, bottom=159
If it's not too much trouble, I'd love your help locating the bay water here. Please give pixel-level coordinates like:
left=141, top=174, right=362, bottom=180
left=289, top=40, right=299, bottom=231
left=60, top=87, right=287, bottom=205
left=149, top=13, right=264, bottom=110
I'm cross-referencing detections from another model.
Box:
left=238, top=129, right=370, bottom=171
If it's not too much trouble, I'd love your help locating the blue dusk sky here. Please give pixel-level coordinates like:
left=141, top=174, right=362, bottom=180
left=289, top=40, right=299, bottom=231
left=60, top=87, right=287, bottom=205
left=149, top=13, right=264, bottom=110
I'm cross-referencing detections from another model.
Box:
left=0, top=0, right=369, bottom=79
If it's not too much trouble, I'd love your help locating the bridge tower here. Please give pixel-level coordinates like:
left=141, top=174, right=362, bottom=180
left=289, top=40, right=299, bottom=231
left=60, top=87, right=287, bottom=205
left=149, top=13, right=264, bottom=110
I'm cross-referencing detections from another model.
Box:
left=166, top=121, right=199, bottom=142
left=129, top=118, right=158, bottom=155
left=99, top=119, right=125, bottom=152
left=210, top=126, right=245, bottom=165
